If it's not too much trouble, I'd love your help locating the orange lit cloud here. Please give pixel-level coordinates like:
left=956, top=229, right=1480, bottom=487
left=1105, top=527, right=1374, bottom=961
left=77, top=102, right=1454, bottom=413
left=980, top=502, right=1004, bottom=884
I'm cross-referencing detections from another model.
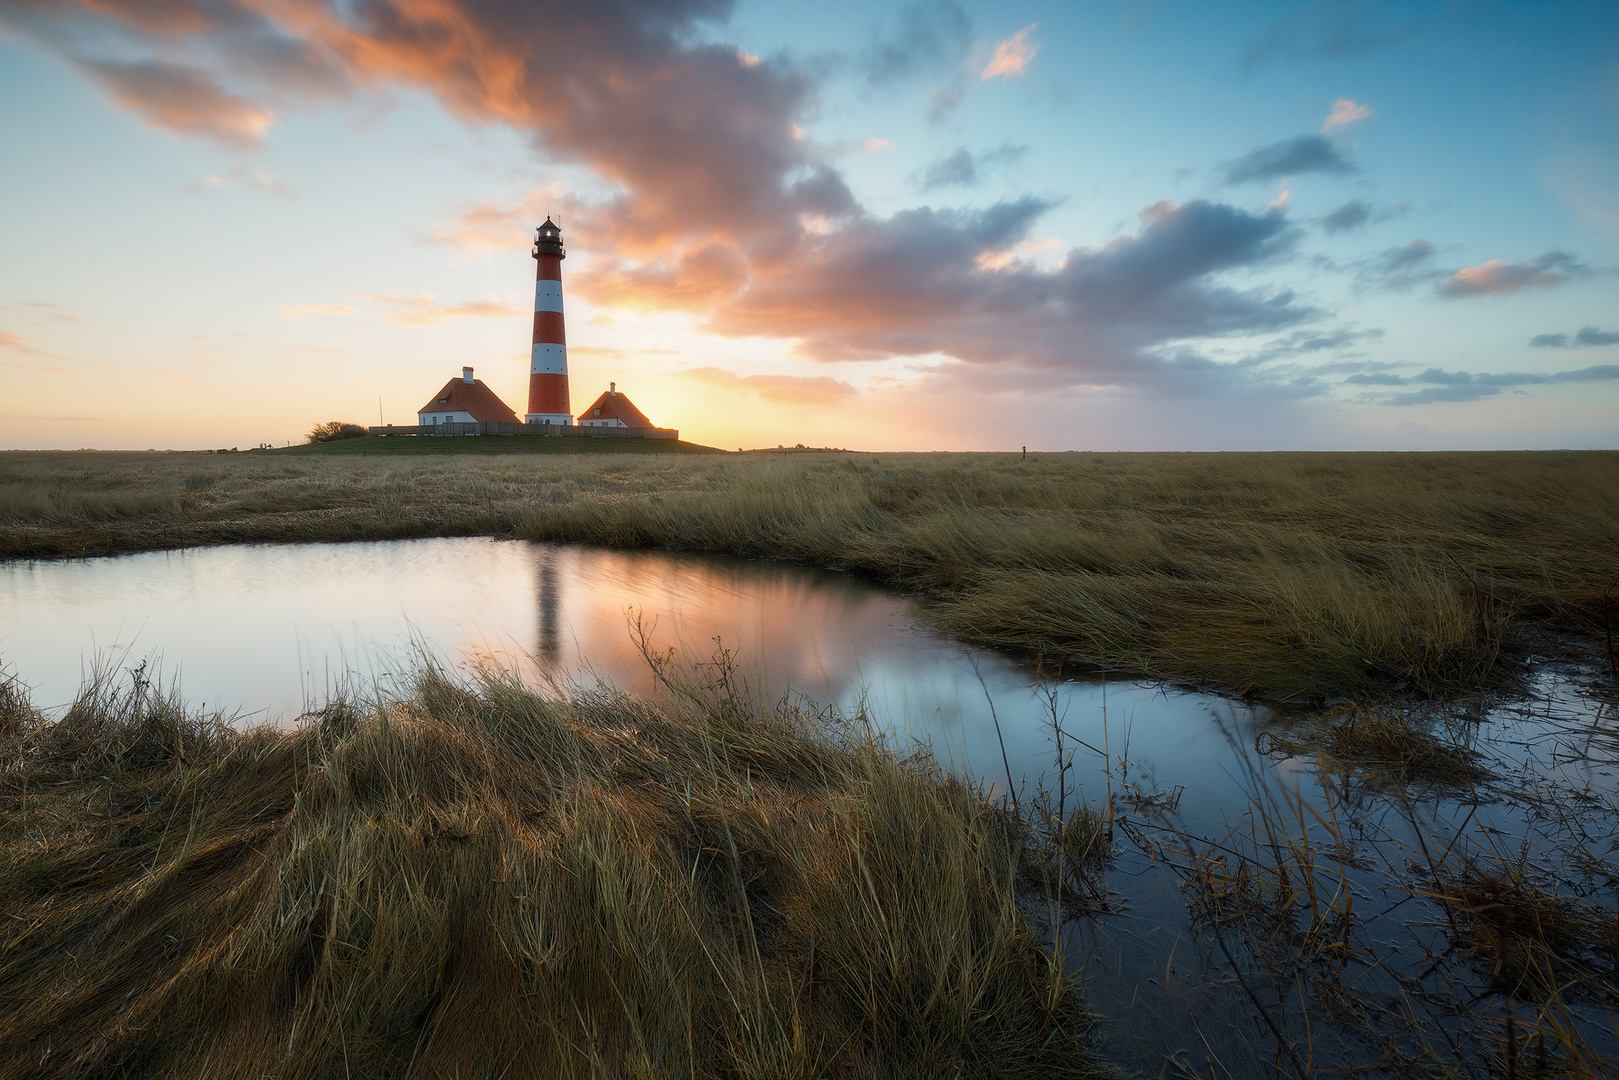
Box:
left=982, top=25, right=1038, bottom=79
left=682, top=366, right=858, bottom=405
left=8, top=302, right=81, bottom=325
left=65, top=0, right=209, bottom=35
left=576, top=244, right=749, bottom=313
left=80, top=59, right=276, bottom=148
left=1437, top=253, right=1584, bottom=299
left=359, top=294, right=519, bottom=325
left=975, top=235, right=1061, bottom=271
left=0, top=328, right=71, bottom=370
left=280, top=303, right=354, bottom=319
left=431, top=190, right=565, bottom=252
left=1321, top=98, right=1372, bottom=131
left=1, top=0, right=1456, bottom=403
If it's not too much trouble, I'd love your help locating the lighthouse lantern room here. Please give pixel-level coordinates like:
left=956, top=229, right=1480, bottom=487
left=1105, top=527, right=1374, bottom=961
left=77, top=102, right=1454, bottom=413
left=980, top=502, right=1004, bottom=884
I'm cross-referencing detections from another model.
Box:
left=525, top=218, right=572, bottom=425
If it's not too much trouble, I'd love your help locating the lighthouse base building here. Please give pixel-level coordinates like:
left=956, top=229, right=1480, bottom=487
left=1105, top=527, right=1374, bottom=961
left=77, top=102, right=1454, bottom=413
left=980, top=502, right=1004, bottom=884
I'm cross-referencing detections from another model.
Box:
left=418, top=367, right=520, bottom=427
left=578, top=383, right=656, bottom=429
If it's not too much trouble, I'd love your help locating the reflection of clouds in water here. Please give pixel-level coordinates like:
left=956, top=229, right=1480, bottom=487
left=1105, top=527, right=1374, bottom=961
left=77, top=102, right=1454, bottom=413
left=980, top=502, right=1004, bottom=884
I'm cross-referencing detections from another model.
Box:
left=1, top=538, right=1258, bottom=808
left=504, top=545, right=911, bottom=708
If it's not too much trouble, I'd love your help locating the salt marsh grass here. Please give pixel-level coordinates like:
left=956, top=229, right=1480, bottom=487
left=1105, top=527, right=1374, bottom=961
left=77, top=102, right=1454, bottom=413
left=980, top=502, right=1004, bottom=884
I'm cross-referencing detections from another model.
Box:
left=2, top=448, right=1616, bottom=697
left=0, top=663, right=1105, bottom=1079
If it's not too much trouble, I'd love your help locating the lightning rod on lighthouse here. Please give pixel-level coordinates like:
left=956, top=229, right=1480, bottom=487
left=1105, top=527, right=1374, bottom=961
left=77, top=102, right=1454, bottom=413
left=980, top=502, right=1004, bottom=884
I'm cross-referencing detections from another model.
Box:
left=526, top=218, right=572, bottom=425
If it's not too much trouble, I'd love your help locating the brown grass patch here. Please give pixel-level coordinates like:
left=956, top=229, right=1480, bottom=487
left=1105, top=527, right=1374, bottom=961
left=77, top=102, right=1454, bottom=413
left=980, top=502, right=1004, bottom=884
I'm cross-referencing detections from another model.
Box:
left=0, top=664, right=1106, bottom=1079
left=3, top=449, right=1617, bottom=698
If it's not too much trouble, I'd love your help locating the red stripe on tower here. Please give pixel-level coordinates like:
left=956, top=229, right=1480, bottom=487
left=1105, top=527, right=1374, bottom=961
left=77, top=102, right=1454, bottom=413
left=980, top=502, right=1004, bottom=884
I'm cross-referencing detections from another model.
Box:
left=526, top=217, right=571, bottom=425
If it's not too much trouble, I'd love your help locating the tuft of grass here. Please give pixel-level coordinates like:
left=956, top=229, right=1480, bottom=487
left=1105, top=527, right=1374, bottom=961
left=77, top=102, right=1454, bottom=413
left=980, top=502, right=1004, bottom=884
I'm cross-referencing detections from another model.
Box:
left=3, top=449, right=1617, bottom=698
left=1261, top=704, right=1488, bottom=787
left=1432, top=861, right=1619, bottom=1003
left=0, top=663, right=1108, bottom=1080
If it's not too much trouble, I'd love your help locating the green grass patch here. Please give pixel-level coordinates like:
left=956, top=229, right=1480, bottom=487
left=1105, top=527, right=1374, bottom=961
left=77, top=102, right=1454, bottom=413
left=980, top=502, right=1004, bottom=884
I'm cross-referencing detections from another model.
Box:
left=273, top=434, right=726, bottom=455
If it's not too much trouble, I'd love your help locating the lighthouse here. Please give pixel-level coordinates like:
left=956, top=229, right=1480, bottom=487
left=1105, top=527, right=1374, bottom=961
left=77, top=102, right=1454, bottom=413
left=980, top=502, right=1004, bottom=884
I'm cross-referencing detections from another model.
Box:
left=525, top=217, right=572, bottom=425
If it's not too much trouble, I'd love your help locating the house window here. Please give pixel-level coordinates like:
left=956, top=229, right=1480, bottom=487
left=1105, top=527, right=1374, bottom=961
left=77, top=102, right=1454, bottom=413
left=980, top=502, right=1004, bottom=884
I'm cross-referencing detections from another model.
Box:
left=593, top=408, right=601, bottom=416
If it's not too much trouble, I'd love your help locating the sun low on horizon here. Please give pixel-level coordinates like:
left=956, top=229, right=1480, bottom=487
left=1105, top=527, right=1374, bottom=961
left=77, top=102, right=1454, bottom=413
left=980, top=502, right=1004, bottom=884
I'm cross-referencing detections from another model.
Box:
left=2, top=0, right=1616, bottom=452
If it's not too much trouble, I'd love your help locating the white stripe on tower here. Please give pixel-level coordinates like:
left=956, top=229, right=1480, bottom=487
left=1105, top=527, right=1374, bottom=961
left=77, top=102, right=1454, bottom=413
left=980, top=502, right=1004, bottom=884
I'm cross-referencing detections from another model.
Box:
left=534, top=280, right=563, bottom=313
left=525, top=218, right=571, bottom=425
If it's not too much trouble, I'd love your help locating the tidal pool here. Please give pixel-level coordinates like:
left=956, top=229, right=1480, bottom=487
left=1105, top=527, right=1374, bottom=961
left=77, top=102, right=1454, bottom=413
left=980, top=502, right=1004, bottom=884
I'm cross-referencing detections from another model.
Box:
left=2, top=536, right=1614, bottom=1076
left=0, top=536, right=1262, bottom=813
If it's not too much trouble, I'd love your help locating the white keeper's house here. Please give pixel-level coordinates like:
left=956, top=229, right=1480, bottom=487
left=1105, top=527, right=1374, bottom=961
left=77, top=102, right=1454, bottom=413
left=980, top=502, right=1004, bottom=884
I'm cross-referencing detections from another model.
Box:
left=577, top=383, right=655, bottom=428
left=417, top=367, right=521, bottom=426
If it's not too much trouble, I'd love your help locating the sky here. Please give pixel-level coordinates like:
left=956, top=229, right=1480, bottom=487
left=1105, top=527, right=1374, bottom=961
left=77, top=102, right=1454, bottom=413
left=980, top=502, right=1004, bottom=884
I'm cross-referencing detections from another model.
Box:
left=1, top=0, right=1616, bottom=452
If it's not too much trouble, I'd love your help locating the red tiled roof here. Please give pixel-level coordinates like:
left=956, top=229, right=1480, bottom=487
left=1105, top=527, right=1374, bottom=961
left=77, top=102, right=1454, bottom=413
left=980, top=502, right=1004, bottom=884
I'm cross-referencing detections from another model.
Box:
left=577, top=388, right=654, bottom=428
left=418, top=377, right=520, bottom=423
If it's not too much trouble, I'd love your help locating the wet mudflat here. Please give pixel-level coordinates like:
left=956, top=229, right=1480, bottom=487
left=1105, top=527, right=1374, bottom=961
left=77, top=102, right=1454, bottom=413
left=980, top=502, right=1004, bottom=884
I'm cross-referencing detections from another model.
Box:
left=2, top=536, right=1614, bottom=1076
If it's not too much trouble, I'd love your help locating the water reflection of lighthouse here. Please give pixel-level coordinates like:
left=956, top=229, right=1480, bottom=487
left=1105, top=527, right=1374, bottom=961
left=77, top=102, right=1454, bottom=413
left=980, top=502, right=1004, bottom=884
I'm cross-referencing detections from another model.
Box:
left=534, top=547, right=560, bottom=664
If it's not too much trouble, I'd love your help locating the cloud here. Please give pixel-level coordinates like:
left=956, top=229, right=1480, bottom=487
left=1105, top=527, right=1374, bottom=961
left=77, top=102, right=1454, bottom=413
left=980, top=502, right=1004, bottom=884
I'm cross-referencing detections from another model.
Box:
left=77, top=59, right=276, bottom=149
left=1356, top=244, right=1593, bottom=299
left=185, top=166, right=298, bottom=197
left=359, top=294, right=519, bottom=326
left=280, top=303, right=353, bottom=319
left=1530, top=325, right=1619, bottom=347
left=915, top=143, right=1025, bottom=189
left=694, top=197, right=1309, bottom=390
left=982, top=25, right=1038, bottom=79
left=1241, top=3, right=1425, bottom=72
left=926, top=76, right=968, bottom=123
left=15, top=0, right=1332, bottom=403
left=6, top=302, right=79, bottom=325
left=581, top=243, right=751, bottom=313
left=863, top=2, right=971, bottom=85
left=682, top=366, right=858, bottom=405
left=431, top=189, right=566, bottom=253
left=1577, top=326, right=1619, bottom=346
left=1224, top=134, right=1355, bottom=185
left=1320, top=199, right=1371, bottom=234
left=1321, top=98, right=1372, bottom=131
left=0, top=330, right=33, bottom=350
left=1251, top=326, right=1382, bottom=363
left=1436, top=251, right=1587, bottom=299
left=1377, top=364, right=1619, bottom=405
left=1355, top=238, right=1439, bottom=291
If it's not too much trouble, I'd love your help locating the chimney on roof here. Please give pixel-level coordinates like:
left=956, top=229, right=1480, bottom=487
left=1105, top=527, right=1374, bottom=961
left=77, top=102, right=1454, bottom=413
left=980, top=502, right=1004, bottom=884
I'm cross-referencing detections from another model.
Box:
left=462, top=366, right=475, bottom=384
left=609, top=381, right=616, bottom=395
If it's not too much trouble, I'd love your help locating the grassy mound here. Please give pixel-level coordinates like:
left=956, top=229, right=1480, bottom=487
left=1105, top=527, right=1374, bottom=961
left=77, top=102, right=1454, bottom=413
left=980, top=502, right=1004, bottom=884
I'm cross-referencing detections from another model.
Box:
left=0, top=665, right=1105, bottom=1080
left=276, top=434, right=725, bottom=455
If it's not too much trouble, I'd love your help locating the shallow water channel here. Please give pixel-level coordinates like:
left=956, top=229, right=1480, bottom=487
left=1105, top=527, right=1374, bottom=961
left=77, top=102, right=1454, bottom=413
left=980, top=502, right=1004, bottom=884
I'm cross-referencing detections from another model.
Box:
left=3, top=537, right=1616, bottom=1076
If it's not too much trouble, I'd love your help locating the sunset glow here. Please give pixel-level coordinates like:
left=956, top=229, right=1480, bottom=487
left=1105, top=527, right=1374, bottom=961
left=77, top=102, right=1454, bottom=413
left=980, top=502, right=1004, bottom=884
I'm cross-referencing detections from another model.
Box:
left=1, top=0, right=1615, bottom=450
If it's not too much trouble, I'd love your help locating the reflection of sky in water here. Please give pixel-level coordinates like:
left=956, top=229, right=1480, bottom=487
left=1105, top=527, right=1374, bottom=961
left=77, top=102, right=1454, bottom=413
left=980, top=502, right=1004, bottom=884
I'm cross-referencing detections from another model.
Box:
left=0, top=537, right=1264, bottom=803
left=6, top=536, right=1615, bottom=1074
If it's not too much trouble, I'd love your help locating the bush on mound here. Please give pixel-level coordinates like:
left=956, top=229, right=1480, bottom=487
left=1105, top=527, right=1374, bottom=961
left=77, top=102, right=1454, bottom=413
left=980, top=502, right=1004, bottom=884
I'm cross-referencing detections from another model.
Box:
left=307, top=420, right=371, bottom=443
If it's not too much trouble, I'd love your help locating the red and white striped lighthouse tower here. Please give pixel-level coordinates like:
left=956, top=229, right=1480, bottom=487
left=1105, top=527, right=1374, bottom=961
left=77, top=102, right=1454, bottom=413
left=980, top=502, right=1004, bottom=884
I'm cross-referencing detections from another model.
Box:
left=525, top=217, right=571, bottom=425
